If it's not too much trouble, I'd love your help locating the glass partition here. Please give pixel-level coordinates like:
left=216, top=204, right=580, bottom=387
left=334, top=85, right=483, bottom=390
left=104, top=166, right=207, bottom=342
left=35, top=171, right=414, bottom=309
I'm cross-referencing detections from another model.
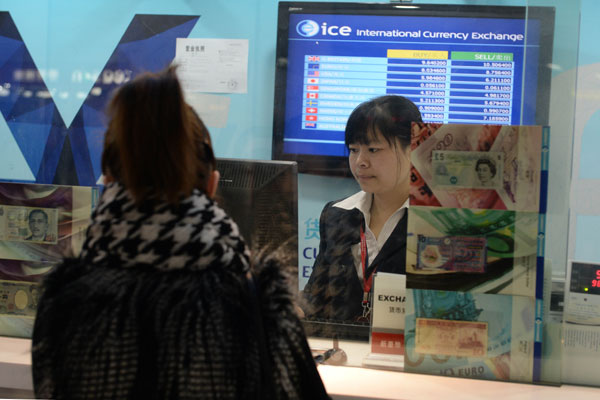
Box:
left=276, top=0, right=581, bottom=387
left=0, top=182, right=97, bottom=338
left=0, top=0, right=590, bottom=390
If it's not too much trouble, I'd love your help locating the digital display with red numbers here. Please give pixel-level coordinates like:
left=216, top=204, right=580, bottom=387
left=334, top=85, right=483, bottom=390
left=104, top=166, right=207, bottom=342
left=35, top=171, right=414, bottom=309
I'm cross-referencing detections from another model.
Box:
left=570, top=262, right=600, bottom=295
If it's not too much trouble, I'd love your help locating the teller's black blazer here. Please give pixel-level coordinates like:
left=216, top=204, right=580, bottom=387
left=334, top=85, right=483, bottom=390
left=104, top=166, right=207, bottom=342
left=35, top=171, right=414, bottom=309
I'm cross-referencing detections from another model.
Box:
left=301, top=199, right=408, bottom=322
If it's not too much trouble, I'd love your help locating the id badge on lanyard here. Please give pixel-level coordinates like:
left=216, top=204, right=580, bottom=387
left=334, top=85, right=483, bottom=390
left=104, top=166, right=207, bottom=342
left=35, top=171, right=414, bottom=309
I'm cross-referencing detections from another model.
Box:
left=358, top=224, right=375, bottom=322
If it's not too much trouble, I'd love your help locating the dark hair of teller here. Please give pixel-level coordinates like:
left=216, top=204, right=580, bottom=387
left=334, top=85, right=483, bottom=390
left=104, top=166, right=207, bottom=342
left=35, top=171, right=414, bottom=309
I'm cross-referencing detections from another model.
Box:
left=101, top=66, right=215, bottom=205
left=475, top=157, right=497, bottom=177
left=345, top=95, right=423, bottom=150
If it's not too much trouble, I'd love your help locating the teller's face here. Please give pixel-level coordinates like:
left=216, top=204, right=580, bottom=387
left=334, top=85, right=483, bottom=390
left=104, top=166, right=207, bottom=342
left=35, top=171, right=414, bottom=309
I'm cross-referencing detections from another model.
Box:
left=348, top=130, right=410, bottom=196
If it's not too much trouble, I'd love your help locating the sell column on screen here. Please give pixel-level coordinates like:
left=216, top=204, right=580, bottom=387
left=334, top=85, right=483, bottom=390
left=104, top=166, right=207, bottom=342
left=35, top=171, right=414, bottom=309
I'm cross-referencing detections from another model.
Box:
left=449, top=52, right=515, bottom=124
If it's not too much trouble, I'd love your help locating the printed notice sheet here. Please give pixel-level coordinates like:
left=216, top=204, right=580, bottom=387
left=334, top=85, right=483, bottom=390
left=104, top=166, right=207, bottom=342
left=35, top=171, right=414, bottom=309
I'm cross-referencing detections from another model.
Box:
left=174, top=38, right=248, bottom=94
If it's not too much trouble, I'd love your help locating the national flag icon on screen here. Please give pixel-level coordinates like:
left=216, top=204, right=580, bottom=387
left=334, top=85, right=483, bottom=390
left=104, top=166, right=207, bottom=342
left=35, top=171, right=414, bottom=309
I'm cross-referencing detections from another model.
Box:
left=308, top=56, right=320, bottom=61
left=308, top=63, right=320, bottom=69
left=306, top=115, right=317, bottom=121
left=307, top=70, right=319, bottom=77
left=305, top=99, right=318, bottom=107
left=304, top=122, right=317, bottom=129
left=306, top=107, right=317, bottom=113
left=306, top=85, right=319, bottom=91
left=306, top=93, right=319, bottom=99
left=307, top=78, right=319, bottom=84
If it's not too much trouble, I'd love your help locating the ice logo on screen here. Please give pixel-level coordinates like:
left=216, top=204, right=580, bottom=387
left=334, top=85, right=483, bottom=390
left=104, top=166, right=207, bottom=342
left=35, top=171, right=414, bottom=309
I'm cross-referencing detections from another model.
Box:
left=296, top=20, right=320, bottom=37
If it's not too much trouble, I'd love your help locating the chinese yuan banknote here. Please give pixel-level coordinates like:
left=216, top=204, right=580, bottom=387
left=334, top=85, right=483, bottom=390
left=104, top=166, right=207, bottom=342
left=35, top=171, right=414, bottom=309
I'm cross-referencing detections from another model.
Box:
left=415, top=318, right=488, bottom=357
left=410, top=123, right=545, bottom=212
left=404, top=289, right=536, bottom=382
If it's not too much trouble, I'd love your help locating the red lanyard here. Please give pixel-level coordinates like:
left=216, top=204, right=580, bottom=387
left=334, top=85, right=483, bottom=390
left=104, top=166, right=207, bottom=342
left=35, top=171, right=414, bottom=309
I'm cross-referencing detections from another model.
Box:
left=359, top=225, right=375, bottom=321
left=360, top=225, right=374, bottom=301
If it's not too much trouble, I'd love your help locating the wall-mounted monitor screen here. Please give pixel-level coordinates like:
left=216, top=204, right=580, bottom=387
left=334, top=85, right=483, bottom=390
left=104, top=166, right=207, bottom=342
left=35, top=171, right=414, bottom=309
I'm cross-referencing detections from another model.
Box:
left=272, top=2, right=555, bottom=175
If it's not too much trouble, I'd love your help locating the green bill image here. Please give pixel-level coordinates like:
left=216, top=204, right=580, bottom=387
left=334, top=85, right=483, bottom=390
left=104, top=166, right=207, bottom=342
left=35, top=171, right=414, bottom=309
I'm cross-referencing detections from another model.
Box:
left=407, top=206, right=539, bottom=297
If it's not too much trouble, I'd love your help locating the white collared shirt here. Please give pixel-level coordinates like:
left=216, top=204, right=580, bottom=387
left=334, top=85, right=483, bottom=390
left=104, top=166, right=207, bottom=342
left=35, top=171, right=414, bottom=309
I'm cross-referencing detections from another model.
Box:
left=333, top=191, right=408, bottom=283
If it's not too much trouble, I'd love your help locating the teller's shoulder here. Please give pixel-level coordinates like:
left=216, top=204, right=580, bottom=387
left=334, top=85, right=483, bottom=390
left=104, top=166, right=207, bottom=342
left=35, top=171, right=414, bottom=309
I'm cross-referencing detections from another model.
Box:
left=321, top=197, right=349, bottom=215
left=323, top=191, right=363, bottom=211
left=320, top=197, right=362, bottom=225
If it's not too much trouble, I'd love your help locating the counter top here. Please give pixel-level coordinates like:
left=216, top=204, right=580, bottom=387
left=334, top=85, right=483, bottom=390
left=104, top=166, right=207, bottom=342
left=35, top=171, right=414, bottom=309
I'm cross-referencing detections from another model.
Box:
left=1, top=337, right=599, bottom=399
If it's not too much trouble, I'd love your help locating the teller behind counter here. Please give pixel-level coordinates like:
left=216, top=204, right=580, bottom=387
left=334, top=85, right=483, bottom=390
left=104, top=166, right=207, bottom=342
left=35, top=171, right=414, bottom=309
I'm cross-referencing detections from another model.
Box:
left=300, top=95, right=422, bottom=340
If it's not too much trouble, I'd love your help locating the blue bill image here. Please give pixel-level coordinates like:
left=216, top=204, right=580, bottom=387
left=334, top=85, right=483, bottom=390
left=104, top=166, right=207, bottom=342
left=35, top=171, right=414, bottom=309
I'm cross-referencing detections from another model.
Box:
left=404, top=289, right=536, bottom=382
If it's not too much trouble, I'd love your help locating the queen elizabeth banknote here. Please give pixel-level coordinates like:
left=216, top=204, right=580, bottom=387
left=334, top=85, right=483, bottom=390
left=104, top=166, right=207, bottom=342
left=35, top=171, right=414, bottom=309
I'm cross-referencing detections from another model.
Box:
left=410, top=123, right=548, bottom=212
left=431, top=150, right=504, bottom=190
left=404, top=289, right=536, bottom=382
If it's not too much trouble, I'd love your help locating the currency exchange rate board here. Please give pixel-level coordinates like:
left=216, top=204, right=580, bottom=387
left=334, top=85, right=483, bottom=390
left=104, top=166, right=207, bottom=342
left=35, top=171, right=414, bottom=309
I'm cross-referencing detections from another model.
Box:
left=301, top=50, right=515, bottom=132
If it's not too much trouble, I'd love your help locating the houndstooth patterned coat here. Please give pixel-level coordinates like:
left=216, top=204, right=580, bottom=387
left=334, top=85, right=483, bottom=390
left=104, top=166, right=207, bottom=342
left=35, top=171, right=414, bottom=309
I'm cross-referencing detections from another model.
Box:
left=32, top=183, right=328, bottom=400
